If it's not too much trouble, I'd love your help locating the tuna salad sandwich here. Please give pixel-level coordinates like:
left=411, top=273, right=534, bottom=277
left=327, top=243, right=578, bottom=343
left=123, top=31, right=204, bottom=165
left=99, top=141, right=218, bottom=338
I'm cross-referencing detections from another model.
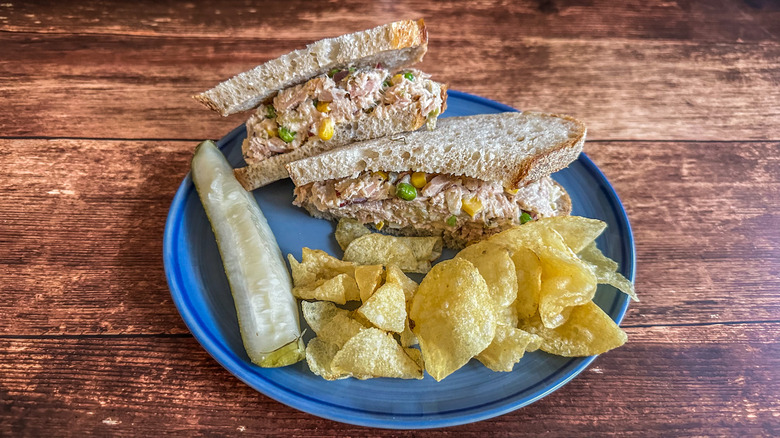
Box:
left=286, top=112, right=586, bottom=248
left=194, top=19, right=448, bottom=191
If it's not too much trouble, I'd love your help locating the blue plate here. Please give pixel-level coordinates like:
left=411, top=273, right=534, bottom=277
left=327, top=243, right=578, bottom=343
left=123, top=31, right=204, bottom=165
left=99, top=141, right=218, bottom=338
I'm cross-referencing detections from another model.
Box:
left=163, top=91, right=635, bottom=429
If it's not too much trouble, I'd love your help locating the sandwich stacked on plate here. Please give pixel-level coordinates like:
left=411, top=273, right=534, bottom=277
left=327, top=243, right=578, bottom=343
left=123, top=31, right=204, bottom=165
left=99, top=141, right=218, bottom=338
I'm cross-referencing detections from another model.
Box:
left=195, top=19, right=586, bottom=248
left=287, top=112, right=585, bottom=248
left=195, top=19, right=447, bottom=191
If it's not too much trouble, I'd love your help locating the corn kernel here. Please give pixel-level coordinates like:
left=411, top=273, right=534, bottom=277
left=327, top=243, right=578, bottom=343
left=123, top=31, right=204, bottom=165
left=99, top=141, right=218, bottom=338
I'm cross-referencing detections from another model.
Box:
left=391, top=73, right=403, bottom=85
left=265, top=126, right=278, bottom=137
left=375, top=221, right=385, bottom=231
left=410, top=172, right=427, bottom=189
left=374, top=171, right=388, bottom=180
left=461, top=197, right=484, bottom=218
left=316, top=101, right=331, bottom=113
left=505, top=187, right=519, bottom=195
left=318, top=118, right=334, bottom=141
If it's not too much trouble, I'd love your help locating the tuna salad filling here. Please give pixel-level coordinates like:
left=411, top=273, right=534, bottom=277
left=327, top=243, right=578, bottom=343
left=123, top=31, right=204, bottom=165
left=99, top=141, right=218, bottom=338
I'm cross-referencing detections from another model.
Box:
left=242, top=67, right=446, bottom=164
left=293, top=171, right=568, bottom=243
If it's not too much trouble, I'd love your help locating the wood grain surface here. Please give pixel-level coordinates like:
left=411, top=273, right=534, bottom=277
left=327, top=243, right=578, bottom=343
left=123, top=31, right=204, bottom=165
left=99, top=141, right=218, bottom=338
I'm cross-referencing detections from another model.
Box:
left=1, top=0, right=779, bottom=435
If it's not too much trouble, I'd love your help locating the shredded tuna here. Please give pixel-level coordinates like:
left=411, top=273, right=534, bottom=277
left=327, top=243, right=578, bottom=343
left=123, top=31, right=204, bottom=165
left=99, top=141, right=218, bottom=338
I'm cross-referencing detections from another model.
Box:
left=242, top=68, right=445, bottom=165
left=293, top=171, right=567, bottom=241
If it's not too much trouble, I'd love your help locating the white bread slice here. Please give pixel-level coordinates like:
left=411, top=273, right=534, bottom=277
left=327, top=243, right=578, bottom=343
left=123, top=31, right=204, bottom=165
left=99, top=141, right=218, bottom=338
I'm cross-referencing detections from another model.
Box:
left=234, top=84, right=448, bottom=190
left=287, top=112, right=586, bottom=189
left=194, top=19, right=429, bottom=116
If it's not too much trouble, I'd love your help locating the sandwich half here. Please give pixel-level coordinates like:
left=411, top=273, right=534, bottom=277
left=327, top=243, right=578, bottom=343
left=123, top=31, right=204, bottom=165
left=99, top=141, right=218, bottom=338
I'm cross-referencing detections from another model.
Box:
left=286, top=112, right=586, bottom=248
left=194, top=19, right=448, bottom=191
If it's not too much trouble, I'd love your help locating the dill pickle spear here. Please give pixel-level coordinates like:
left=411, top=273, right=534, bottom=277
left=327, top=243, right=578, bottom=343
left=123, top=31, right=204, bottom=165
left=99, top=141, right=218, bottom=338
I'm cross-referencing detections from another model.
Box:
left=191, top=140, right=304, bottom=367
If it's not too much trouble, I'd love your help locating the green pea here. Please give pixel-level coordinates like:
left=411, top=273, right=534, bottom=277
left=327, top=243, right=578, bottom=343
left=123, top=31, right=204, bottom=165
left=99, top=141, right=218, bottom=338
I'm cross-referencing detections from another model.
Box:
left=396, top=183, right=417, bottom=201
left=278, top=126, right=296, bottom=143
left=266, top=105, right=276, bottom=119
left=328, top=68, right=341, bottom=77
left=403, top=72, right=414, bottom=81
left=520, top=212, right=533, bottom=224
left=446, top=215, right=457, bottom=226
left=383, top=80, right=391, bottom=88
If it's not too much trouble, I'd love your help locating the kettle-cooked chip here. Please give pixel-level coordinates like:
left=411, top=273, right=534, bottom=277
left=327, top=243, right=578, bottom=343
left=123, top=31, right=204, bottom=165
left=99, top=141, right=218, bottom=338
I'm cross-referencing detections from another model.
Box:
left=357, top=281, right=407, bottom=333
left=521, top=301, right=627, bottom=357
left=537, top=246, right=598, bottom=329
left=511, top=247, right=543, bottom=321
left=292, top=273, right=359, bottom=304
left=385, top=265, right=419, bottom=302
left=476, top=325, right=543, bottom=372
left=320, top=311, right=366, bottom=348
left=330, top=328, right=423, bottom=379
left=288, top=248, right=356, bottom=287
left=343, top=234, right=442, bottom=273
left=579, top=242, right=638, bottom=301
left=301, top=300, right=342, bottom=335
left=540, top=216, right=607, bottom=253
left=335, top=218, right=372, bottom=251
left=456, top=244, right=518, bottom=310
left=354, top=265, right=384, bottom=302
left=410, top=258, right=496, bottom=381
left=305, top=337, right=348, bottom=380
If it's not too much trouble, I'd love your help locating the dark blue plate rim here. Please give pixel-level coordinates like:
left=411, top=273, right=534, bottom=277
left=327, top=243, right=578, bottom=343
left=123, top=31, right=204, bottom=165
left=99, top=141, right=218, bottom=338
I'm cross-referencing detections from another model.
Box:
left=163, top=90, right=635, bottom=429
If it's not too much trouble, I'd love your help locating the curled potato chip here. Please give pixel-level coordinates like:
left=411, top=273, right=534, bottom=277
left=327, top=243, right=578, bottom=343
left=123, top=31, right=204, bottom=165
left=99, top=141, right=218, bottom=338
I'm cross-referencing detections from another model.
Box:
left=354, top=265, right=384, bottom=302
left=301, top=300, right=341, bottom=335
left=331, top=328, right=423, bottom=379
left=320, top=312, right=366, bottom=348
left=292, top=273, right=358, bottom=304
left=521, top=301, right=627, bottom=357
left=579, top=242, right=638, bottom=301
left=410, top=258, right=496, bottom=381
left=404, top=347, right=424, bottom=370
left=538, top=246, right=598, bottom=329
left=540, top=216, right=606, bottom=253
left=456, top=243, right=518, bottom=309
left=399, top=319, right=418, bottom=347
left=476, top=325, right=543, bottom=372
left=385, top=265, right=419, bottom=302
left=343, top=234, right=442, bottom=273
left=357, top=282, right=407, bottom=333
left=305, top=337, right=348, bottom=380
left=512, top=247, right=543, bottom=321
left=288, top=248, right=355, bottom=288
left=335, top=218, right=371, bottom=251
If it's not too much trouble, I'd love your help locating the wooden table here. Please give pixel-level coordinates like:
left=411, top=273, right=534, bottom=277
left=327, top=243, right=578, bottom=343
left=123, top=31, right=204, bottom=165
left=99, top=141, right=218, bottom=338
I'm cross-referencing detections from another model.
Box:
left=2, top=1, right=779, bottom=435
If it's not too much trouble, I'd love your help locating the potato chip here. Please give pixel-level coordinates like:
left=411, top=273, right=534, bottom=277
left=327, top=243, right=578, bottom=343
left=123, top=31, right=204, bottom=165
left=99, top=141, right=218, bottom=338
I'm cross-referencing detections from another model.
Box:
left=537, top=245, right=598, bottom=329
left=512, top=247, right=543, bottom=321
left=343, top=234, right=442, bottom=273
left=521, top=301, right=627, bottom=357
left=301, top=300, right=341, bottom=335
left=456, top=244, right=518, bottom=309
left=354, top=265, right=384, bottom=302
left=579, top=242, right=638, bottom=301
left=385, top=265, right=419, bottom=301
left=288, top=248, right=356, bottom=287
left=331, top=328, right=423, bottom=379
left=410, top=258, right=496, bottom=381
left=404, top=347, right=424, bottom=370
left=399, top=319, right=418, bottom=347
left=305, top=337, right=348, bottom=380
left=335, top=218, right=371, bottom=251
left=539, top=216, right=606, bottom=253
left=319, top=312, right=366, bottom=348
left=357, top=282, right=406, bottom=333
left=292, top=273, right=358, bottom=304
left=476, top=325, right=543, bottom=372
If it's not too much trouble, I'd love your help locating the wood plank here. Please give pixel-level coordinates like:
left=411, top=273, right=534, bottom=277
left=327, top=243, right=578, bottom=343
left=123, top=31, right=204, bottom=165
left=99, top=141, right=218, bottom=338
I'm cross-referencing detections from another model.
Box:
left=1, top=0, right=779, bottom=42
left=2, top=32, right=778, bottom=141
left=1, top=323, right=778, bottom=435
left=0, top=139, right=778, bottom=334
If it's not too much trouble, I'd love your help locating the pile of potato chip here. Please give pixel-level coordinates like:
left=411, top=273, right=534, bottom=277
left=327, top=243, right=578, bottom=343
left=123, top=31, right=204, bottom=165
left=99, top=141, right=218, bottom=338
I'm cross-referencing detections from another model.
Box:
left=289, top=216, right=637, bottom=381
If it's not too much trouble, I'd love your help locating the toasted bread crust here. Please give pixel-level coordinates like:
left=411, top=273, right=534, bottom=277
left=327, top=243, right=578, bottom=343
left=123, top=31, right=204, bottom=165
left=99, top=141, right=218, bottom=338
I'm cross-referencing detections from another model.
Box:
left=194, top=19, right=428, bottom=117
left=287, top=112, right=586, bottom=189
